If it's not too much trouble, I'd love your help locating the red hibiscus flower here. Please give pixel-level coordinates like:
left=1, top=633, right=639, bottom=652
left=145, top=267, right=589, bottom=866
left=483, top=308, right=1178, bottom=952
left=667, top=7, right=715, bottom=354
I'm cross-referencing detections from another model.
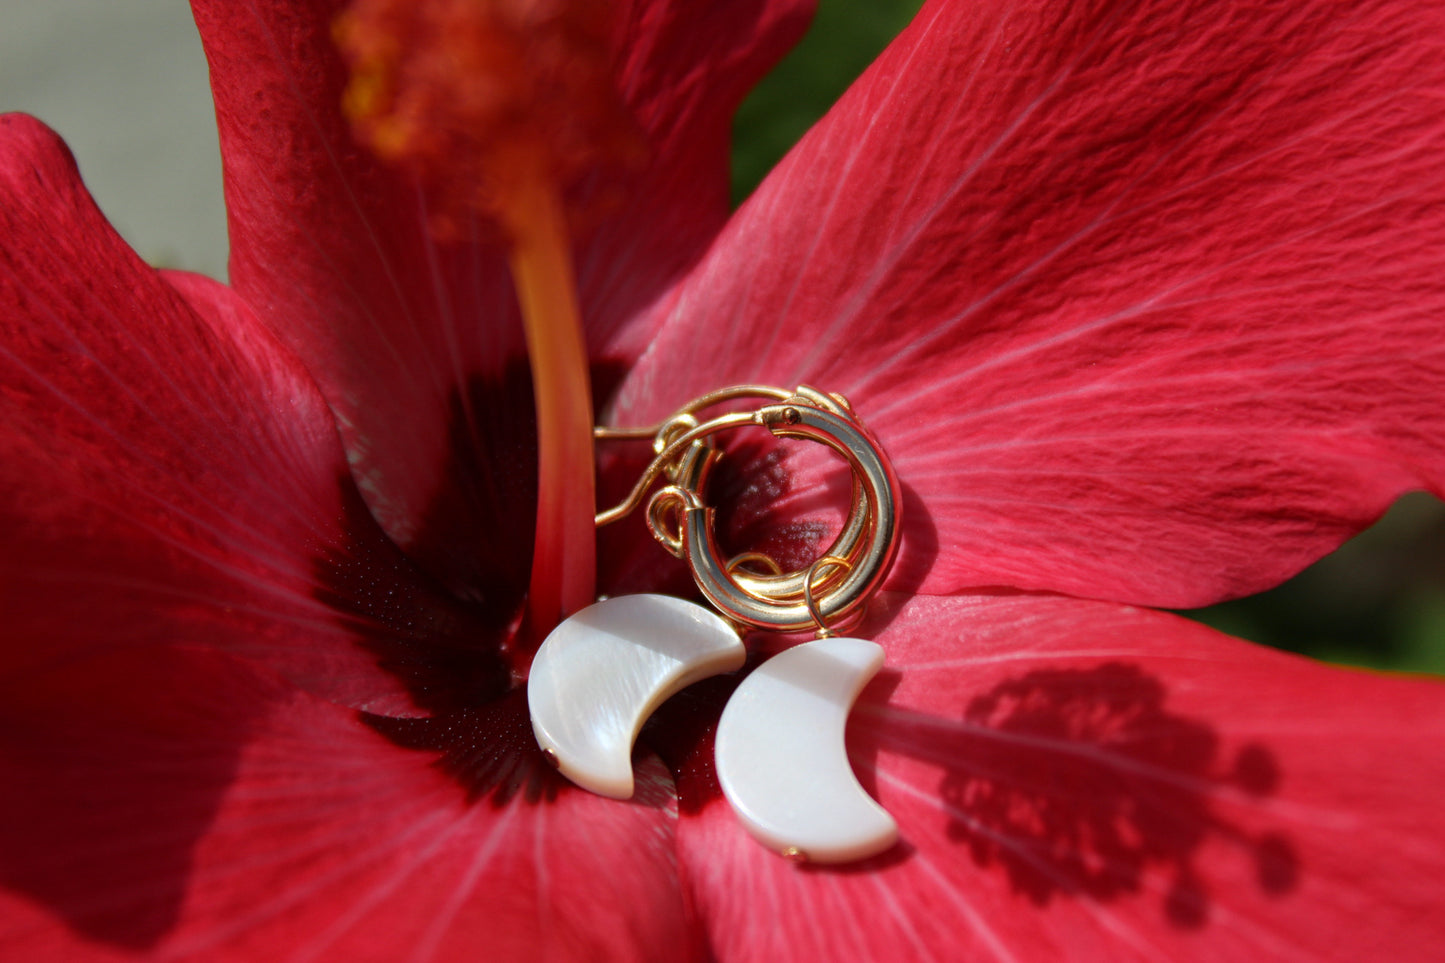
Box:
left=4, top=0, right=1445, bottom=959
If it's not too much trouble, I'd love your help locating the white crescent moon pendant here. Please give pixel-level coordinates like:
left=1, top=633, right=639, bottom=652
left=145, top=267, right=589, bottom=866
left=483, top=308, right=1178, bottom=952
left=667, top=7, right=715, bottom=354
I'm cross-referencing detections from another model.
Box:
left=715, top=637, right=898, bottom=863
left=528, top=594, right=745, bottom=798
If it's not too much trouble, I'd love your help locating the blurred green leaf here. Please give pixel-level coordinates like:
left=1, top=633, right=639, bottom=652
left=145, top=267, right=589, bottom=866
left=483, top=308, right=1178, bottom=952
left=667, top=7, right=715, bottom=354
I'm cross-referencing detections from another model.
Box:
left=731, top=0, right=924, bottom=203
left=1185, top=493, right=1445, bottom=676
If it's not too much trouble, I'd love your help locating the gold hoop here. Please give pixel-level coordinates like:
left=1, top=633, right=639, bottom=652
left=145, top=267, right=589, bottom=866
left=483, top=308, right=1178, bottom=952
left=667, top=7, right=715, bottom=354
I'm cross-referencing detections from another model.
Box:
left=595, top=386, right=901, bottom=634
left=678, top=395, right=899, bottom=633
left=728, top=552, right=785, bottom=578
left=803, top=556, right=853, bottom=638
left=597, top=386, right=873, bottom=591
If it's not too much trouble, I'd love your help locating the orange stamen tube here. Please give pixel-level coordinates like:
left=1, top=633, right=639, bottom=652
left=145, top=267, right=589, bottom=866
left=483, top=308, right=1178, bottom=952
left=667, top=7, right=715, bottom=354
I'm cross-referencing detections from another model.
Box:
left=500, top=167, right=596, bottom=635
left=335, top=0, right=642, bottom=638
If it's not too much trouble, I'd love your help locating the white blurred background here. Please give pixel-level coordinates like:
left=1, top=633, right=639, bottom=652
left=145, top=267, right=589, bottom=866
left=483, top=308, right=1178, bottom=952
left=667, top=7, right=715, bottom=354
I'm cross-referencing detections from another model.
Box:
left=0, top=0, right=228, bottom=278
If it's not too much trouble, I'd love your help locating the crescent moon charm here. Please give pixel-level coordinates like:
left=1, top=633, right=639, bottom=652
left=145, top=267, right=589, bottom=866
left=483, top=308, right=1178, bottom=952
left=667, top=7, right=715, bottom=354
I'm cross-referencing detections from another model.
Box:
left=528, top=594, right=745, bottom=799
left=715, top=637, right=898, bottom=863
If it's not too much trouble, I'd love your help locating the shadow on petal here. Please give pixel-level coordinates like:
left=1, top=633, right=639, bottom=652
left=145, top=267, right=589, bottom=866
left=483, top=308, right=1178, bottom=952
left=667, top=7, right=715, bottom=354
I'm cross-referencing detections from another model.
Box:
left=310, top=472, right=514, bottom=715
left=361, top=690, right=566, bottom=806
left=868, top=662, right=1297, bottom=929
left=0, top=646, right=271, bottom=949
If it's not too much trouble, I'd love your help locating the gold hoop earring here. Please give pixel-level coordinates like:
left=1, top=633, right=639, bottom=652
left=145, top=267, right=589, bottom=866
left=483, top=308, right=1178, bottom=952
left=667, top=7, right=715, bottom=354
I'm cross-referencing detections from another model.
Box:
left=528, top=385, right=901, bottom=864
left=674, top=398, right=900, bottom=633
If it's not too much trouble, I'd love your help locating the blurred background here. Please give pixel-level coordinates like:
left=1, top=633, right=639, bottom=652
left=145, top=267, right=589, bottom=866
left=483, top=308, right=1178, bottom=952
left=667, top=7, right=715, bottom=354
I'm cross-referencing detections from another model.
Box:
left=5, top=0, right=1442, bottom=675
left=1, top=1, right=227, bottom=279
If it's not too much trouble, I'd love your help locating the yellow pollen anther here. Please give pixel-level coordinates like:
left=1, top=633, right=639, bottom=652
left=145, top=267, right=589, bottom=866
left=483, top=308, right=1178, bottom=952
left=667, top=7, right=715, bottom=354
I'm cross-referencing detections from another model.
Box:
left=335, top=0, right=642, bottom=236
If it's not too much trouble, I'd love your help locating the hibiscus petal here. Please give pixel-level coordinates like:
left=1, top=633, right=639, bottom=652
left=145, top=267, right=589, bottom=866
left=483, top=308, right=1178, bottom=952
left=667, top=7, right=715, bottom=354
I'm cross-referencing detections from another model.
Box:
left=0, top=114, right=495, bottom=714
left=665, top=593, right=1445, bottom=961
left=617, top=0, right=1445, bottom=607
left=189, top=0, right=811, bottom=597
left=0, top=644, right=693, bottom=962
left=582, top=0, right=814, bottom=357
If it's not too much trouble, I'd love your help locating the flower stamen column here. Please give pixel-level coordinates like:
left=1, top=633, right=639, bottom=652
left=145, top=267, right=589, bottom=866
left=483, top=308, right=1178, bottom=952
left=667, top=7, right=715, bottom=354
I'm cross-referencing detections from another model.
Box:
left=336, top=0, right=642, bottom=639
left=500, top=165, right=595, bottom=637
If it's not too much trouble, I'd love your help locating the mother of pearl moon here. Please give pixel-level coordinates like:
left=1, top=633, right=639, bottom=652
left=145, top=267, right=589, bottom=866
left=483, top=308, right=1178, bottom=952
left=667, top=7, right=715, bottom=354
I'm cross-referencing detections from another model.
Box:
left=528, top=594, right=746, bottom=799
left=715, top=637, right=898, bottom=864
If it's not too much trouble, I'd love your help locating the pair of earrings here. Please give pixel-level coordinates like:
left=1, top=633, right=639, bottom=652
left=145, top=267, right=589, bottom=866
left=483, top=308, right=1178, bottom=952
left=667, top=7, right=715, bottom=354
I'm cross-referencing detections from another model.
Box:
left=527, top=385, right=901, bottom=864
